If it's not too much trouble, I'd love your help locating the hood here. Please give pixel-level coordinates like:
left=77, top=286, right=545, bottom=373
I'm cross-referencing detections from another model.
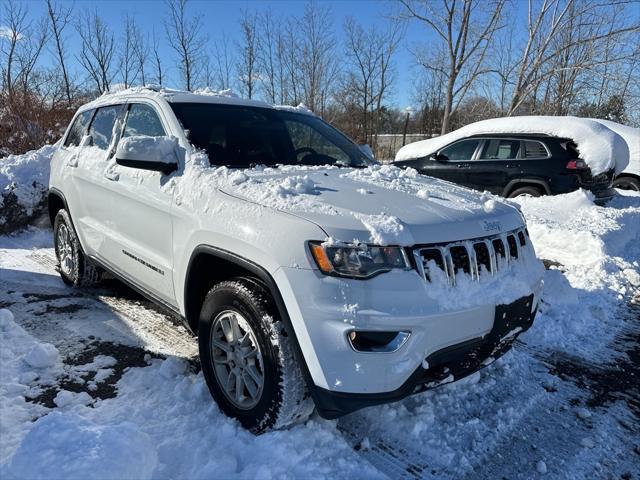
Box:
left=218, top=165, right=524, bottom=246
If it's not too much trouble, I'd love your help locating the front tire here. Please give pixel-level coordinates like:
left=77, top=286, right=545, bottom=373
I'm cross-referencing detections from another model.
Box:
left=198, top=278, right=314, bottom=433
left=53, top=209, right=101, bottom=287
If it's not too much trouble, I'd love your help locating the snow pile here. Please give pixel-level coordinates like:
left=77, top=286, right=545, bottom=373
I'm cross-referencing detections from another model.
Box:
left=5, top=412, right=159, bottom=480
left=273, top=175, right=320, bottom=196
left=0, top=144, right=56, bottom=231
left=0, top=309, right=62, bottom=463
left=194, top=87, right=240, bottom=98
left=0, top=304, right=379, bottom=479
left=395, top=116, right=630, bottom=175
left=354, top=213, right=412, bottom=245
left=273, top=103, right=315, bottom=116
left=591, top=119, right=639, bottom=175
left=515, top=189, right=640, bottom=353
left=117, top=135, right=178, bottom=163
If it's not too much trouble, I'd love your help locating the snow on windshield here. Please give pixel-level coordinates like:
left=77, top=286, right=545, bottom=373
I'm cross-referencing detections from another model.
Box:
left=395, top=116, right=630, bottom=176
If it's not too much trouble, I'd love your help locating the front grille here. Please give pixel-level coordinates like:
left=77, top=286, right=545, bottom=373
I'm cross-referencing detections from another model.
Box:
left=415, top=227, right=530, bottom=286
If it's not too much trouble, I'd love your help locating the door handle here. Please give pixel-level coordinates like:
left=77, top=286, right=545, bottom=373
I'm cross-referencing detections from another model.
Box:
left=505, top=164, right=516, bottom=168
left=457, top=163, right=470, bottom=168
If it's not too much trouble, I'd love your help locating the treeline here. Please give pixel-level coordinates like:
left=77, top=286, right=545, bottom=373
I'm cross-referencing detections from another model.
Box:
left=1, top=0, right=638, bottom=157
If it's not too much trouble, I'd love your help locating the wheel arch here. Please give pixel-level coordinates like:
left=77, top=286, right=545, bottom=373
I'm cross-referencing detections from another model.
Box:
left=47, top=188, right=68, bottom=227
left=184, top=245, right=317, bottom=401
left=502, top=178, right=551, bottom=197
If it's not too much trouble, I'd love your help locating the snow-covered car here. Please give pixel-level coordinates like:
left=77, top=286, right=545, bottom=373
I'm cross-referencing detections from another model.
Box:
left=48, top=87, right=543, bottom=432
left=395, top=116, right=630, bottom=202
left=591, top=119, right=639, bottom=191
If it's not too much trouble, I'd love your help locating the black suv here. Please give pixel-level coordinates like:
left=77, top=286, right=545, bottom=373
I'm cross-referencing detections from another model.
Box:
left=395, top=134, right=615, bottom=202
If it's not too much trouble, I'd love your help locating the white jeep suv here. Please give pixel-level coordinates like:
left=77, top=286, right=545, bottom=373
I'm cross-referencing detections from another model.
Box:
left=49, top=88, right=544, bottom=432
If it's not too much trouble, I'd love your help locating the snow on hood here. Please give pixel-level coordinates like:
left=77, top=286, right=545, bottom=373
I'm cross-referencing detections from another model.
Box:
left=590, top=119, right=639, bottom=176
left=178, top=161, right=525, bottom=246
left=395, top=116, right=630, bottom=176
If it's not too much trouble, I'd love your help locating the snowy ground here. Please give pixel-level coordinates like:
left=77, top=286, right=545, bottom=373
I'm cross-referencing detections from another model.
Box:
left=0, top=190, right=639, bottom=479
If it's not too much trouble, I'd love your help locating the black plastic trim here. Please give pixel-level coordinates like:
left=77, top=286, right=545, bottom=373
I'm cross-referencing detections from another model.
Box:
left=115, top=157, right=177, bottom=174
left=502, top=178, right=551, bottom=196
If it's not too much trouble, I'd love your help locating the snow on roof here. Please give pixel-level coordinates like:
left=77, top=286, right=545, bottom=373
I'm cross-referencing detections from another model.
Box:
left=81, top=86, right=279, bottom=112
left=590, top=119, right=639, bottom=175
left=395, top=116, right=630, bottom=176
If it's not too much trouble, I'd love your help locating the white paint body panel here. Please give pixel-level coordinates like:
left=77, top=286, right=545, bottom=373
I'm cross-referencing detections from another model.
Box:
left=50, top=90, right=543, bottom=395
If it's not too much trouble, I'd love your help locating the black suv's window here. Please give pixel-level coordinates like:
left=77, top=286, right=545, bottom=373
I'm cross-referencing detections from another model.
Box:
left=480, top=139, right=520, bottom=160
left=123, top=104, right=165, bottom=138
left=169, top=102, right=372, bottom=168
left=439, top=139, right=479, bottom=161
left=88, top=105, right=122, bottom=150
left=64, top=110, right=94, bottom=147
left=523, top=140, right=549, bottom=158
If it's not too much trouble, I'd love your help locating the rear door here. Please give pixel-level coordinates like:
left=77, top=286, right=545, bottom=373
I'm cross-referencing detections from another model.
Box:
left=416, top=138, right=482, bottom=188
left=103, top=101, right=176, bottom=303
left=466, top=138, right=522, bottom=193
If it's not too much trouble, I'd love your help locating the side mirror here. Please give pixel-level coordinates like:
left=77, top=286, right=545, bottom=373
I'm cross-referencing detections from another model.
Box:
left=115, top=135, right=179, bottom=174
left=431, top=153, right=447, bottom=162
left=359, top=144, right=375, bottom=160
left=79, top=134, right=93, bottom=147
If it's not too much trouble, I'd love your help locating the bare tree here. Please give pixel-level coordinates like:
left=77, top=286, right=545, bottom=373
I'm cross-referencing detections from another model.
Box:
left=236, top=9, right=259, bottom=99
left=165, top=0, right=207, bottom=91
left=1, top=0, right=29, bottom=94
left=133, top=28, right=149, bottom=87
left=46, top=0, right=73, bottom=104
left=401, top=0, right=505, bottom=134
left=298, top=2, right=339, bottom=114
left=257, top=11, right=281, bottom=103
left=76, top=10, right=116, bottom=93
left=151, top=28, right=163, bottom=86
left=505, top=0, right=640, bottom=115
left=120, top=15, right=140, bottom=88
left=213, top=35, right=233, bottom=90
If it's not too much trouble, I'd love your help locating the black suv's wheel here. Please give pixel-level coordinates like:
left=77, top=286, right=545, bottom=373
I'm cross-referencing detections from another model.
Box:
left=508, top=186, right=543, bottom=198
left=198, top=278, right=314, bottom=433
left=53, top=209, right=101, bottom=287
left=612, top=176, right=640, bottom=191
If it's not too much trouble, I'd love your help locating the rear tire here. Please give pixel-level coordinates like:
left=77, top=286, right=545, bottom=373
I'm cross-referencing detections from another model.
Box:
left=508, top=186, right=543, bottom=198
left=198, top=278, right=314, bottom=433
left=53, top=209, right=101, bottom=287
left=612, top=176, right=640, bottom=191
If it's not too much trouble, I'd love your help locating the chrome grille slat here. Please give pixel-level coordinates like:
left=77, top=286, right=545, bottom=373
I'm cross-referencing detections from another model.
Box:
left=415, top=227, right=529, bottom=285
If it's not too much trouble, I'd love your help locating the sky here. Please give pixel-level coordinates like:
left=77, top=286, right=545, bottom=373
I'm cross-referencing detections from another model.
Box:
left=18, top=0, right=437, bottom=108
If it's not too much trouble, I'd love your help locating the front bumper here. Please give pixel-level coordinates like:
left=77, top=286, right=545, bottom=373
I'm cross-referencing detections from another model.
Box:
left=312, top=294, right=538, bottom=419
left=274, top=252, right=543, bottom=397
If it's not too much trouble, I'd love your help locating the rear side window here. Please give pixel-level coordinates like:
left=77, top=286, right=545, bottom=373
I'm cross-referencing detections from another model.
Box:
left=64, top=110, right=93, bottom=147
left=439, top=139, right=480, bottom=161
left=123, top=104, right=166, bottom=138
left=480, top=139, right=520, bottom=160
left=523, top=140, right=549, bottom=159
left=88, top=105, right=122, bottom=150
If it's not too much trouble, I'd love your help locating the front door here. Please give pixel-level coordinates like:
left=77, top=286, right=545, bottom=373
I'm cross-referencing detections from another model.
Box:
left=419, top=138, right=482, bottom=188
left=104, top=102, right=176, bottom=304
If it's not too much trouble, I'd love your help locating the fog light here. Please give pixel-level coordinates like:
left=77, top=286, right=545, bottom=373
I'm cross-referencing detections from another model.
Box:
left=347, top=331, right=410, bottom=353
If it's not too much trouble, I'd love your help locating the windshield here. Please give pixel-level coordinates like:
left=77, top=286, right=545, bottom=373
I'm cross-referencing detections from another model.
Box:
left=169, top=102, right=374, bottom=168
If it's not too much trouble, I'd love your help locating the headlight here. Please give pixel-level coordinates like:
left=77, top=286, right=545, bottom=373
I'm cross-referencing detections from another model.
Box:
left=309, top=241, right=411, bottom=279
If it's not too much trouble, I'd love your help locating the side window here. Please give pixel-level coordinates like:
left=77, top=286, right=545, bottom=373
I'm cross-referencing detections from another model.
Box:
left=123, top=104, right=166, bottom=138
left=64, top=110, right=93, bottom=147
left=439, top=139, right=480, bottom=161
left=88, top=105, right=122, bottom=150
left=479, top=139, right=520, bottom=160
left=523, top=140, right=549, bottom=159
